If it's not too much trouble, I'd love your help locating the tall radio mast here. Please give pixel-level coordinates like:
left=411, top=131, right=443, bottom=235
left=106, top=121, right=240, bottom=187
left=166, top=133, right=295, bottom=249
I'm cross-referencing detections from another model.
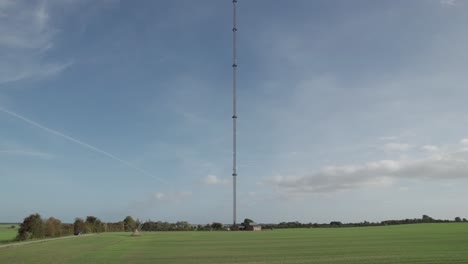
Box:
left=232, top=0, right=238, bottom=226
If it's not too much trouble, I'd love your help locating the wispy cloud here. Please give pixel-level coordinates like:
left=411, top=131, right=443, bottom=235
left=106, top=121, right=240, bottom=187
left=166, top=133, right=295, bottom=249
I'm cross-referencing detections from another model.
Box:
left=0, top=139, right=54, bottom=159
left=0, top=0, right=72, bottom=84
left=129, top=191, right=193, bottom=210
left=152, top=191, right=192, bottom=202
left=398, top=186, right=409, bottom=192
left=379, top=136, right=399, bottom=141
left=267, top=139, right=468, bottom=197
left=0, top=107, right=164, bottom=182
left=383, top=143, right=412, bottom=152
left=421, top=145, right=439, bottom=152
left=199, top=175, right=229, bottom=186
left=440, top=0, right=458, bottom=6
left=0, top=150, right=53, bottom=159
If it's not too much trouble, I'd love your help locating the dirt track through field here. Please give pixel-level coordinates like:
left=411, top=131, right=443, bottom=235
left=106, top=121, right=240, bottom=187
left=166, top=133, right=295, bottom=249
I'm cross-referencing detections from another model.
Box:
left=0, top=234, right=95, bottom=249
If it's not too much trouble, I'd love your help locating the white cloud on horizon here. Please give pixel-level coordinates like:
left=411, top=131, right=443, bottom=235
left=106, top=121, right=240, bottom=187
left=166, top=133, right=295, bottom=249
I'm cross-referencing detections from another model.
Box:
left=267, top=139, right=468, bottom=197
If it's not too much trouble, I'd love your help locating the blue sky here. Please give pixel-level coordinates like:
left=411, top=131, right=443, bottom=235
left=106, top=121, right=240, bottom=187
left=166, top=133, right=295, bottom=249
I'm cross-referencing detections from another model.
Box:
left=1, top=0, right=468, bottom=224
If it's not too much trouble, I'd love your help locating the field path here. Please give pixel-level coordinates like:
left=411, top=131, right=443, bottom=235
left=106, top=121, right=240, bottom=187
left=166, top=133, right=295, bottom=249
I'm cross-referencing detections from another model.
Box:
left=0, top=234, right=95, bottom=249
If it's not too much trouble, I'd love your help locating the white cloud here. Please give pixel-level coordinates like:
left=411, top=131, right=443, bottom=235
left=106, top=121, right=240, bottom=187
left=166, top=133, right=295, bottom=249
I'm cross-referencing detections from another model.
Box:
left=379, top=136, right=399, bottom=141
left=267, top=140, right=468, bottom=197
left=199, top=175, right=229, bottom=185
left=0, top=0, right=72, bottom=84
left=154, top=192, right=165, bottom=200
left=152, top=191, right=192, bottom=202
left=422, top=145, right=439, bottom=152
left=460, top=139, right=468, bottom=145
left=398, top=186, right=409, bottom=192
left=440, top=0, right=458, bottom=6
left=129, top=191, right=193, bottom=212
left=383, top=143, right=412, bottom=152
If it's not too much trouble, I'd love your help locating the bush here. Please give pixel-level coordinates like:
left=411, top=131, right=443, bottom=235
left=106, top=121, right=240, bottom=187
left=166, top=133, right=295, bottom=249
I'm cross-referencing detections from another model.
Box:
left=17, top=214, right=44, bottom=241
left=73, top=218, right=86, bottom=235
left=44, top=217, right=62, bottom=237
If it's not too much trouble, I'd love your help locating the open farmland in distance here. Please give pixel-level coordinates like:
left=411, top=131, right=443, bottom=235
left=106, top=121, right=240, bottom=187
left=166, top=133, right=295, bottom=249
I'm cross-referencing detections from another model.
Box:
left=1, top=223, right=468, bottom=263
left=0, top=224, right=18, bottom=244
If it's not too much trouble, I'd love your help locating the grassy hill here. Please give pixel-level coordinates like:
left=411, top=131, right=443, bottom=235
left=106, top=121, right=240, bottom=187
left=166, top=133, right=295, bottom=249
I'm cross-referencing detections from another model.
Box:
left=1, top=223, right=468, bottom=263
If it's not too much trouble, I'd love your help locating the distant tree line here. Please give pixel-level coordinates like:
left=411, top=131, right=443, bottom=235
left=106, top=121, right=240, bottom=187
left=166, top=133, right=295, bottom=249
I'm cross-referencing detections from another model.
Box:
left=141, top=221, right=195, bottom=231
left=262, top=215, right=468, bottom=230
left=15, top=213, right=468, bottom=241
left=380, top=215, right=467, bottom=226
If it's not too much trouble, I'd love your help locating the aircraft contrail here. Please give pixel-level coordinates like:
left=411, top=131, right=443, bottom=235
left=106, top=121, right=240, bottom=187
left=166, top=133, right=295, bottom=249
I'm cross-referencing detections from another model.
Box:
left=0, top=106, right=165, bottom=183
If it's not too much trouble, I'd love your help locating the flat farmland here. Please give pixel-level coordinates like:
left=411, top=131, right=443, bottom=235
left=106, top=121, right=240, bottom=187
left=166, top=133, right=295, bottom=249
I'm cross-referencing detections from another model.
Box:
left=1, top=224, right=468, bottom=263
left=0, top=224, right=18, bottom=244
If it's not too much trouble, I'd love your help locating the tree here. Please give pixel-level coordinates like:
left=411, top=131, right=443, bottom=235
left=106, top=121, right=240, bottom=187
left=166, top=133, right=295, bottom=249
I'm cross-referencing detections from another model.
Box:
left=74, top=218, right=85, bottom=235
left=85, top=216, right=103, bottom=233
left=123, top=216, right=137, bottom=231
left=330, top=221, right=342, bottom=227
left=85, top=216, right=97, bottom=227
left=107, top=222, right=124, bottom=232
left=61, top=224, right=74, bottom=236
left=95, top=219, right=106, bottom=233
left=455, top=217, right=462, bottom=222
left=17, top=214, right=44, bottom=241
left=243, top=218, right=254, bottom=226
left=211, top=222, right=223, bottom=230
left=175, top=221, right=191, bottom=231
left=44, top=217, right=62, bottom=237
left=463, top=218, right=467, bottom=222
left=422, top=215, right=434, bottom=223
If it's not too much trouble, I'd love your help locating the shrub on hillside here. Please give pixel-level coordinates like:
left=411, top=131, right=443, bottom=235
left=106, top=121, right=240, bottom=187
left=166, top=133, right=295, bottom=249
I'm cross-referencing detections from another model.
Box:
left=16, top=214, right=44, bottom=241
left=45, top=217, right=62, bottom=237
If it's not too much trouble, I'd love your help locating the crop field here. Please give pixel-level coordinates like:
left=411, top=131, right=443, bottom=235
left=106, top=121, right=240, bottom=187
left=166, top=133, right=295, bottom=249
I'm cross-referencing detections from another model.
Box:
left=0, top=224, right=18, bottom=244
left=1, top=224, right=468, bottom=263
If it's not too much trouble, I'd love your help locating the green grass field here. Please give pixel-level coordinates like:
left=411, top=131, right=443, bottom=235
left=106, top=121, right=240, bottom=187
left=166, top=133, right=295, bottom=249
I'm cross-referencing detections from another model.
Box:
left=0, top=224, right=18, bottom=244
left=1, top=224, right=468, bottom=263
